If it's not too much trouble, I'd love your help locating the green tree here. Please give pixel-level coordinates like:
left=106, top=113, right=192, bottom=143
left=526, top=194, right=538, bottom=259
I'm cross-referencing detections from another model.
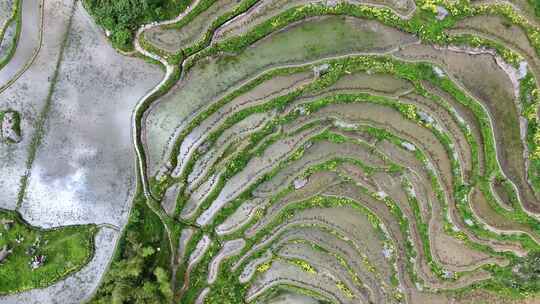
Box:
left=83, top=0, right=185, bottom=50
left=89, top=232, right=172, bottom=304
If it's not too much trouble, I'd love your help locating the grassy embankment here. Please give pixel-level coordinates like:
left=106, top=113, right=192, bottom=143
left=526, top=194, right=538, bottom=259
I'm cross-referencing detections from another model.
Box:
left=0, top=209, right=96, bottom=294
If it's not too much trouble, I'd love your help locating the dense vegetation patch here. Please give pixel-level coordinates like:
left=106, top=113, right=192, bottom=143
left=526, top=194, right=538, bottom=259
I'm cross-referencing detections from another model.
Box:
left=89, top=196, right=174, bottom=304
left=83, top=0, right=187, bottom=50
left=0, top=209, right=96, bottom=294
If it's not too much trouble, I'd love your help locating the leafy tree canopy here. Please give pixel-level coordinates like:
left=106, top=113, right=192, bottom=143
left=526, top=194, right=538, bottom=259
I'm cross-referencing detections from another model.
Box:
left=83, top=0, right=186, bottom=49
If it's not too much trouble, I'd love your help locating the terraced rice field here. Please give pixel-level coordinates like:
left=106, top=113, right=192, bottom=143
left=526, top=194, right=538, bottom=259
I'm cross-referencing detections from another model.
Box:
left=0, top=0, right=18, bottom=69
left=86, top=0, right=540, bottom=302
left=3, top=0, right=540, bottom=303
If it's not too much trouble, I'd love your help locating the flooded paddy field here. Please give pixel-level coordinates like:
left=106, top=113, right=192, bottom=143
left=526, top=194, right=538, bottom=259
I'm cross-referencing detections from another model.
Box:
left=4, top=0, right=540, bottom=303
left=144, top=0, right=241, bottom=53
left=211, top=0, right=415, bottom=43
left=0, top=0, right=41, bottom=89
left=0, top=0, right=75, bottom=214
left=0, top=0, right=15, bottom=28
left=19, top=2, right=162, bottom=228
left=0, top=0, right=17, bottom=62
left=446, top=15, right=540, bottom=79
left=0, top=0, right=162, bottom=300
left=394, top=43, right=540, bottom=213
left=144, top=15, right=417, bottom=174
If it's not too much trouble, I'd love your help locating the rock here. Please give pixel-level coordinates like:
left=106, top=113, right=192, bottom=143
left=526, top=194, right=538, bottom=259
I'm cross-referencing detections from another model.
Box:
left=375, top=191, right=388, bottom=199
left=442, top=269, right=454, bottom=279
left=1, top=111, right=22, bottom=143
left=334, top=119, right=357, bottom=129
left=518, top=61, right=528, bottom=80
left=433, top=66, right=445, bottom=77
left=382, top=248, right=392, bottom=259
left=313, top=63, right=330, bottom=78
left=406, top=184, right=416, bottom=197
left=295, top=105, right=308, bottom=116
left=401, top=141, right=416, bottom=151
left=26, top=236, right=42, bottom=255
left=293, top=178, right=308, bottom=190
left=325, top=0, right=339, bottom=7
left=26, top=245, right=37, bottom=256
left=417, top=111, right=435, bottom=124
left=394, top=0, right=407, bottom=9
left=436, top=6, right=449, bottom=20
left=0, top=245, right=12, bottom=263
left=30, top=255, right=46, bottom=270
left=156, top=161, right=175, bottom=181
left=33, top=235, right=41, bottom=247
left=382, top=244, right=393, bottom=259
left=0, top=218, right=14, bottom=230
left=197, top=141, right=212, bottom=154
